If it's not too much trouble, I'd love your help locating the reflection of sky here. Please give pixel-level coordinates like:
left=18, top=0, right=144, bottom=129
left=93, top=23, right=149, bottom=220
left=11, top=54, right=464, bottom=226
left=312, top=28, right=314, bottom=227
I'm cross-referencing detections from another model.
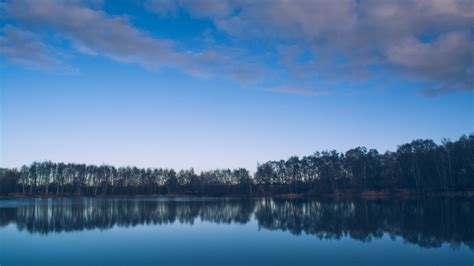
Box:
left=1, top=222, right=472, bottom=266
left=1, top=1, right=473, bottom=171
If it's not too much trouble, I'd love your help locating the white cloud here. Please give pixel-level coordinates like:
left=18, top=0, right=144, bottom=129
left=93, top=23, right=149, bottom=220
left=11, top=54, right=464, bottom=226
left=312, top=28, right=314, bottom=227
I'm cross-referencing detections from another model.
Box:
left=147, top=0, right=474, bottom=94
left=2, top=0, right=473, bottom=95
left=1, top=0, right=261, bottom=82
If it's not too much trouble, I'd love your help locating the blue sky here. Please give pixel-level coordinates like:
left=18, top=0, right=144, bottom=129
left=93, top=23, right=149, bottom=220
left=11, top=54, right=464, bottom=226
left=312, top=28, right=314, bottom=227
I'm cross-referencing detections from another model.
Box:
left=1, top=0, right=473, bottom=171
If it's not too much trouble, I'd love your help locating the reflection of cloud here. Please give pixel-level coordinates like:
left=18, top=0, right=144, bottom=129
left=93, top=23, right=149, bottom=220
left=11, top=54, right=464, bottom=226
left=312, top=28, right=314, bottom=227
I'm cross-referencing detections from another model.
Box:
left=147, top=0, right=474, bottom=95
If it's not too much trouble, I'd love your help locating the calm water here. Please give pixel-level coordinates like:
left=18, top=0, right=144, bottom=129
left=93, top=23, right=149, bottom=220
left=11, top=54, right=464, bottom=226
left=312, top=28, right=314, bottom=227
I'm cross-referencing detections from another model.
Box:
left=0, top=197, right=472, bottom=266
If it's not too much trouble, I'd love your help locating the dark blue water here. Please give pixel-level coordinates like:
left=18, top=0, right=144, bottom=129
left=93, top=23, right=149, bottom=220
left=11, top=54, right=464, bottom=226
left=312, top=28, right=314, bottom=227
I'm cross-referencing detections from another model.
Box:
left=0, top=197, right=472, bottom=265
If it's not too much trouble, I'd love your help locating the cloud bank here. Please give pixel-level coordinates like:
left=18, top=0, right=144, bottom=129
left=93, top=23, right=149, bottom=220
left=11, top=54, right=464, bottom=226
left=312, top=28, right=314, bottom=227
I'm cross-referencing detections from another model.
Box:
left=1, top=0, right=473, bottom=95
left=147, top=0, right=474, bottom=94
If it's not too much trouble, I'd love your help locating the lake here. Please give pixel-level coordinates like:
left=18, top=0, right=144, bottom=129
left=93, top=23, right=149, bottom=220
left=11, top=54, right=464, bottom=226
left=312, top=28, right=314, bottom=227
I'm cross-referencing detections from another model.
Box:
left=0, top=197, right=472, bottom=266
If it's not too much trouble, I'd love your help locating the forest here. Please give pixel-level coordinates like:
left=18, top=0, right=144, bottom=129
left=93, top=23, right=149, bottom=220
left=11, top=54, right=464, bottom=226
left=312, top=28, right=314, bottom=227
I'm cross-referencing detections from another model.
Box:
left=0, top=134, right=473, bottom=197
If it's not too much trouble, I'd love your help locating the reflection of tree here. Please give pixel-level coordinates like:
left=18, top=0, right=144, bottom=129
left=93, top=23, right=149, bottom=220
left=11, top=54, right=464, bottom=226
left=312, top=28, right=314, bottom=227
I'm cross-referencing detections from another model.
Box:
left=6, top=198, right=256, bottom=234
left=0, top=198, right=472, bottom=250
left=255, top=198, right=474, bottom=250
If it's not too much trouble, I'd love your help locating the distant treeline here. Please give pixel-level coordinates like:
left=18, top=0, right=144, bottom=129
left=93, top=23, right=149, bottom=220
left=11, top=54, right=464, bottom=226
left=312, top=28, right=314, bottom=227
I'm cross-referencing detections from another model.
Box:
left=1, top=134, right=473, bottom=196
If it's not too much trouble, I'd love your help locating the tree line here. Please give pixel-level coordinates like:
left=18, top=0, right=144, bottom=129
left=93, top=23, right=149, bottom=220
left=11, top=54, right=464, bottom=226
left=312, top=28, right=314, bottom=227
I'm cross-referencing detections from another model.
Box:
left=0, top=134, right=473, bottom=196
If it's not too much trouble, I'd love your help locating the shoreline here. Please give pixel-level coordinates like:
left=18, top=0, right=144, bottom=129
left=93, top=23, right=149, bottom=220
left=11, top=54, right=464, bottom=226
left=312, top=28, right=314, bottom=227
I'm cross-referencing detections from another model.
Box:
left=1, top=190, right=473, bottom=200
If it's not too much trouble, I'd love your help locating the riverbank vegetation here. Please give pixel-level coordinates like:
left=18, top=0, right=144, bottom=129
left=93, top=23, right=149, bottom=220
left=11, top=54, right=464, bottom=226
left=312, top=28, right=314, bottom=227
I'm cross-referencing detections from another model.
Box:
left=1, top=134, right=473, bottom=197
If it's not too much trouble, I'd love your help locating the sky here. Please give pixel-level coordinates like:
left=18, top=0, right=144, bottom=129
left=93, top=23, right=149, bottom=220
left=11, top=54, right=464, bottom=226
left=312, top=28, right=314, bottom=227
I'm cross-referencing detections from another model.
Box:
left=0, top=0, right=473, bottom=171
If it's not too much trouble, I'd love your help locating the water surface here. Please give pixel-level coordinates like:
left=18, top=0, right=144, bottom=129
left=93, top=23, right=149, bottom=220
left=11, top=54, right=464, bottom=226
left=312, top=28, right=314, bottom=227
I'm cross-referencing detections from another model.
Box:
left=0, top=197, right=472, bottom=265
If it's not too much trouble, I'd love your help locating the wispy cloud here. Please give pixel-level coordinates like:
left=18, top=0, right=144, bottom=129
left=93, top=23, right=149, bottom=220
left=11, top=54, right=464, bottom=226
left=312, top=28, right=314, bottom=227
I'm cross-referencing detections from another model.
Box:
left=0, top=25, right=55, bottom=68
left=267, top=86, right=330, bottom=97
left=0, top=25, right=78, bottom=74
left=0, top=0, right=261, bottom=82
